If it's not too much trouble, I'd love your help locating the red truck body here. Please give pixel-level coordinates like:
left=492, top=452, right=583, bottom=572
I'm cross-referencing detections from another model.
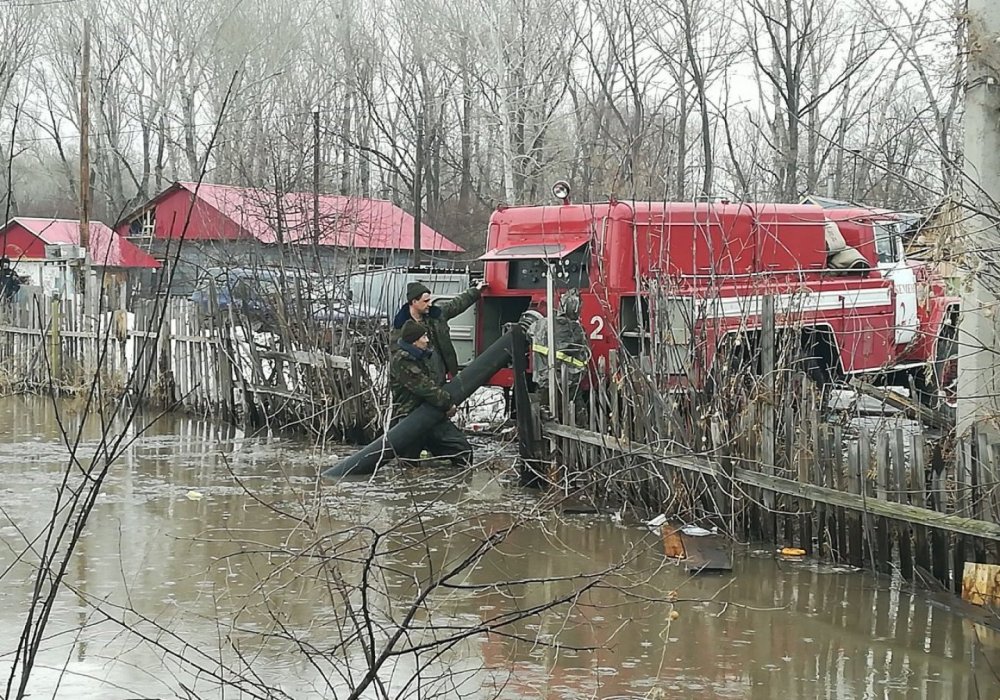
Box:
left=475, top=199, right=958, bottom=396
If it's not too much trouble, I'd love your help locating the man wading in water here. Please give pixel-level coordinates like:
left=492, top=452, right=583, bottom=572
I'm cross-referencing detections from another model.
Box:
left=388, top=319, right=473, bottom=467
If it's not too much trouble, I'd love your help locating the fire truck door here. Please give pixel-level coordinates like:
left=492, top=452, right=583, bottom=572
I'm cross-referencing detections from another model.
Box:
left=874, top=222, right=918, bottom=345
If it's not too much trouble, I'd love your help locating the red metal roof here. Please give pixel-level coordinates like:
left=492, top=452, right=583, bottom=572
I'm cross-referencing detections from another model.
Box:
left=173, top=182, right=465, bottom=252
left=6, top=218, right=161, bottom=269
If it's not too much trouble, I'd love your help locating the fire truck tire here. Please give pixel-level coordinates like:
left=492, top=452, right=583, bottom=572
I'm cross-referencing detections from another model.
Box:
left=787, top=350, right=832, bottom=408
left=912, top=315, right=958, bottom=417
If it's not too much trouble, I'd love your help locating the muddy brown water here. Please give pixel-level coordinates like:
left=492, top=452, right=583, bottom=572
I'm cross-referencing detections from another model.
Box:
left=0, top=395, right=997, bottom=699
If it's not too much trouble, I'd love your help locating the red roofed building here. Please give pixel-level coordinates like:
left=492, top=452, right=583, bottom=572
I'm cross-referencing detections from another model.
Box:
left=115, top=182, right=465, bottom=295
left=0, top=217, right=160, bottom=299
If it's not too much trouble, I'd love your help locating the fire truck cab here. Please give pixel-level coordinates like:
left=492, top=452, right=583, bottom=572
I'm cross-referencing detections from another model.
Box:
left=476, top=186, right=958, bottom=408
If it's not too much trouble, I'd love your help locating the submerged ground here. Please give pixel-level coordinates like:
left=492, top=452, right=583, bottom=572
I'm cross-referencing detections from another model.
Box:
left=0, top=395, right=996, bottom=699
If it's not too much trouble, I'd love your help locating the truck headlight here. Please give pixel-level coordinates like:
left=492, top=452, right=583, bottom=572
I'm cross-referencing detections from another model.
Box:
left=551, top=180, right=571, bottom=202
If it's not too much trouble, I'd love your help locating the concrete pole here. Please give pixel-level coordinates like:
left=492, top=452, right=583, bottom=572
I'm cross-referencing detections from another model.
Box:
left=78, top=18, right=91, bottom=301
left=957, top=3, right=1000, bottom=440
left=411, top=111, right=424, bottom=269
left=79, top=17, right=90, bottom=252
left=546, top=261, right=558, bottom=415
left=313, top=107, right=321, bottom=243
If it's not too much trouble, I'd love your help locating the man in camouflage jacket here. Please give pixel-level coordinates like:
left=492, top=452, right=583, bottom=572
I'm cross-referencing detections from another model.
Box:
left=391, top=280, right=485, bottom=384
left=389, top=319, right=474, bottom=467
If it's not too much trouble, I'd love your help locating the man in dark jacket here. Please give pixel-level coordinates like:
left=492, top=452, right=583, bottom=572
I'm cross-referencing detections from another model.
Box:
left=391, top=280, right=485, bottom=384
left=389, top=319, right=474, bottom=467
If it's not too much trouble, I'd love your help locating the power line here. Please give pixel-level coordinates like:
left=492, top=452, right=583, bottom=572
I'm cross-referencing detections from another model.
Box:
left=0, top=0, right=80, bottom=6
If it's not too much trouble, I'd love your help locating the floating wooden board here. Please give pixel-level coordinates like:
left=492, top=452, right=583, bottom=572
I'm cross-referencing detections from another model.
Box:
left=660, top=523, right=732, bottom=573
left=661, top=525, right=687, bottom=559
left=962, top=562, right=1000, bottom=608
left=683, top=535, right=733, bottom=573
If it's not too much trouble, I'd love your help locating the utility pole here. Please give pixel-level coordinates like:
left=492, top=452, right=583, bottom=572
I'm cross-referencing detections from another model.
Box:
left=79, top=18, right=90, bottom=252
left=957, top=2, right=1000, bottom=440
left=313, top=107, right=321, bottom=242
left=411, top=110, right=423, bottom=269
left=78, top=18, right=91, bottom=296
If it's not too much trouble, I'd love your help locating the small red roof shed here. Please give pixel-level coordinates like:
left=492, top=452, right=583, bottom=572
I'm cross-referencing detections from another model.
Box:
left=116, top=181, right=465, bottom=253
left=1, top=218, right=161, bottom=268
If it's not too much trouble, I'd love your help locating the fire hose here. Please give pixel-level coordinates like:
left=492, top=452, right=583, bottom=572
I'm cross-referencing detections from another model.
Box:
left=322, top=320, right=529, bottom=479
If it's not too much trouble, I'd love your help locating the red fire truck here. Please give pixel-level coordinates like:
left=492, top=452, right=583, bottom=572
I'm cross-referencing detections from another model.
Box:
left=476, top=183, right=959, bottom=409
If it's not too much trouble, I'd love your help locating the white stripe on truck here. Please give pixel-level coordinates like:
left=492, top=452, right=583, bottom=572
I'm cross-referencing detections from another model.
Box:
left=699, top=287, right=892, bottom=319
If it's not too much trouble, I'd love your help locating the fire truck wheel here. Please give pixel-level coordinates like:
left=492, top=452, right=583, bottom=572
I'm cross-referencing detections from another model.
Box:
left=786, top=338, right=834, bottom=409
left=913, top=322, right=958, bottom=415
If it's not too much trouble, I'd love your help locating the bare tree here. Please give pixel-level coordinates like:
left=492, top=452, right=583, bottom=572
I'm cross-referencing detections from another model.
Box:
left=742, top=0, right=873, bottom=202
left=0, top=2, right=38, bottom=217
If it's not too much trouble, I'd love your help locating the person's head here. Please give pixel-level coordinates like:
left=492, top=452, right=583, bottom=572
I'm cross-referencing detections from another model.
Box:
left=406, top=281, right=432, bottom=315
left=400, top=319, right=429, bottom=349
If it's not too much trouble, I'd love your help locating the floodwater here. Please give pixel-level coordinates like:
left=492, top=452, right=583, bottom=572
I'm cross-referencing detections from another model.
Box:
left=0, top=395, right=998, bottom=699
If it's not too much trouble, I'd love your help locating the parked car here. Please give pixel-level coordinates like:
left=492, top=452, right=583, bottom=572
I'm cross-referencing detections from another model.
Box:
left=190, top=267, right=386, bottom=342
left=189, top=267, right=284, bottom=323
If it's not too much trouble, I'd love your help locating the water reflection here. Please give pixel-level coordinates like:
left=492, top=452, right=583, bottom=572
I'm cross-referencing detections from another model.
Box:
left=0, top=396, right=996, bottom=699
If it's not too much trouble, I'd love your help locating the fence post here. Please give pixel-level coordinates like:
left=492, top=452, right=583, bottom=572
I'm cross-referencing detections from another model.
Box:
left=49, top=296, right=61, bottom=384
left=761, top=295, right=776, bottom=544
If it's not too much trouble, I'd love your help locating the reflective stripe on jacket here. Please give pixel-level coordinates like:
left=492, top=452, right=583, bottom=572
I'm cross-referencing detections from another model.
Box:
left=531, top=343, right=588, bottom=369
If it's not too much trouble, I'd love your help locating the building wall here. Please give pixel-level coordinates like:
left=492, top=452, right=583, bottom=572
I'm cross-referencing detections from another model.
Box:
left=8, top=259, right=130, bottom=306
left=2, top=223, right=48, bottom=260
left=150, top=188, right=245, bottom=241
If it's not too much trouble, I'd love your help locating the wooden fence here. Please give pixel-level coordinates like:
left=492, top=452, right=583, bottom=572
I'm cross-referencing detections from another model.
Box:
left=536, top=305, right=999, bottom=597
left=0, top=287, right=380, bottom=442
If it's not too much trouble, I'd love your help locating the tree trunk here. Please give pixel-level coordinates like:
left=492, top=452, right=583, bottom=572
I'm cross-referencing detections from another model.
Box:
left=340, top=92, right=352, bottom=195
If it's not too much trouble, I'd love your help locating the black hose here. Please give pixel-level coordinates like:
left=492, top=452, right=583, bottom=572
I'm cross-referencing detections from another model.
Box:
left=322, top=323, right=526, bottom=479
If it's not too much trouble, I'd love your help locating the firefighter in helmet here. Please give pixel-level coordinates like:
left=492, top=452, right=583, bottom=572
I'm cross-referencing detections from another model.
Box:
left=531, top=288, right=591, bottom=419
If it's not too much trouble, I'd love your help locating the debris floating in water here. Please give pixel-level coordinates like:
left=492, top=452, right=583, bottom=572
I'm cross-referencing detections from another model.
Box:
left=185, top=491, right=204, bottom=501
left=646, top=514, right=667, bottom=528
left=681, top=525, right=716, bottom=537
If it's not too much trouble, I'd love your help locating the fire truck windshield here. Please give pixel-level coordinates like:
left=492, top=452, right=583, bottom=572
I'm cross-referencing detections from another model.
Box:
left=872, top=222, right=902, bottom=265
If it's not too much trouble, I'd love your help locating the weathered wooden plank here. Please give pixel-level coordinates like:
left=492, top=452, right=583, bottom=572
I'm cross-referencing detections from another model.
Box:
left=760, top=296, right=777, bottom=544
left=812, top=412, right=826, bottom=558
left=710, top=416, right=733, bottom=527
left=848, top=378, right=954, bottom=430
left=953, top=532, right=968, bottom=596
left=544, top=422, right=1000, bottom=541
left=874, top=431, right=892, bottom=573
left=847, top=439, right=865, bottom=568
left=833, top=424, right=847, bottom=562
left=962, top=562, right=1000, bottom=608
left=252, top=349, right=354, bottom=370
left=682, top=534, right=733, bottom=573
left=975, top=430, right=996, bottom=522
left=930, top=443, right=951, bottom=588
left=892, top=428, right=913, bottom=581
left=911, top=432, right=931, bottom=577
